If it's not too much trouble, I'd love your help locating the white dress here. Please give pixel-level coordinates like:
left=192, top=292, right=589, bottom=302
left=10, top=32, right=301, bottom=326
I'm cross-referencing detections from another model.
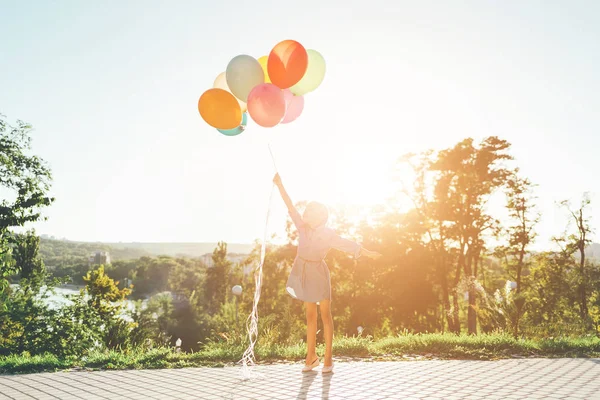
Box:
left=285, top=205, right=361, bottom=303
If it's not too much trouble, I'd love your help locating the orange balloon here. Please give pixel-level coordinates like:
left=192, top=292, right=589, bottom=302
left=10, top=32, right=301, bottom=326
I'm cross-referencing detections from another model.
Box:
left=267, top=40, right=308, bottom=89
left=198, top=89, right=242, bottom=130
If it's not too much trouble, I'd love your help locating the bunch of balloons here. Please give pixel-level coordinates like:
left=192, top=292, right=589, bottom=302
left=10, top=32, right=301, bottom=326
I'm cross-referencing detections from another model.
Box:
left=198, top=40, right=326, bottom=136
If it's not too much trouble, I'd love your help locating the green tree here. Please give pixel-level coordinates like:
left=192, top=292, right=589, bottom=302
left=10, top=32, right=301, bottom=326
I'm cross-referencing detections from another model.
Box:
left=83, top=265, right=132, bottom=348
left=133, top=256, right=177, bottom=297
left=401, top=138, right=514, bottom=334
left=167, top=258, right=206, bottom=299
left=12, top=231, right=46, bottom=292
left=495, top=173, right=540, bottom=336
left=560, top=195, right=592, bottom=324
left=129, top=293, right=174, bottom=349
left=84, top=265, right=131, bottom=311
left=526, top=195, right=596, bottom=335
left=205, top=242, right=232, bottom=315
left=431, top=137, right=513, bottom=334
left=0, top=115, right=54, bottom=292
left=527, top=249, right=579, bottom=334
left=0, top=285, right=102, bottom=357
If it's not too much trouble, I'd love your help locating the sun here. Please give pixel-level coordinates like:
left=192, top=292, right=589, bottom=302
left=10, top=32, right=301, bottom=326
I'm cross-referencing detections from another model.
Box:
left=308, top=144, right=417, bottom=219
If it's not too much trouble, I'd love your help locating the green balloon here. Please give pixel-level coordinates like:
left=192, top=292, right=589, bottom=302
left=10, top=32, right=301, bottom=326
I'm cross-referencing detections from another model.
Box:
left=218, top=113, right=248, bottom=136
left=290, top=50, right=326, bottom=96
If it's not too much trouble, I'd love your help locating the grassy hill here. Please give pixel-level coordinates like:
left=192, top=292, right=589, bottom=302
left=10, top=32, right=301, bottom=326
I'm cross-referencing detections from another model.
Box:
left=103, top=242, right=254, bottom=258
left=39, top=239, right=254, bottom=266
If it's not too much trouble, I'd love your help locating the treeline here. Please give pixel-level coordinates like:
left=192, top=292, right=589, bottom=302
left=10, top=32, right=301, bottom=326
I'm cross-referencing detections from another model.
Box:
left=40, top=239, right=254, bottom=264
left=40, top=239, right=152, bottom=268
left=41, top=244, right=240, bottom=301
left=39, top=239, right=250, bottom=293
left=40, top=240, right=152, bottom=286
left=2, top=114, right=600, bottom=360
left=229, top=137, right=600, bottom=341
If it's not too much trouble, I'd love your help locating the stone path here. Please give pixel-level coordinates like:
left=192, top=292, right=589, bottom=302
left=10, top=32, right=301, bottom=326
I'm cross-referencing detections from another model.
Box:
left=1, top=359, right=599, bottom=399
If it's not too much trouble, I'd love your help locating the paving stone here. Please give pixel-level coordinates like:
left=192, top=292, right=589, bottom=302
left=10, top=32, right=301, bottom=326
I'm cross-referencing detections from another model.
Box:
left=1, top=358, right=600, bottom=399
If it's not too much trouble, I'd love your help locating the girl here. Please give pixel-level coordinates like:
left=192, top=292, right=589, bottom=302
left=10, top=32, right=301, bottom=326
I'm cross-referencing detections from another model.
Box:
left=273, top=173, right=381, bottom=373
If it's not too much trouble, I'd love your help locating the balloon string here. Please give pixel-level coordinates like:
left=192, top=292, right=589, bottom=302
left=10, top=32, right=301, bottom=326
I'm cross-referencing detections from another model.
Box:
left=240, top=182, right=274, bottom=381
left=239, top=143, right=278, bottom=380
left=268, top=143, right=278, bottom=173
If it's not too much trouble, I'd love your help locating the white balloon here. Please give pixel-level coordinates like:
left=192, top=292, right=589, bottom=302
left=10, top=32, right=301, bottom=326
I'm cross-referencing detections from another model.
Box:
left=232, top=285, right=243, bottom=296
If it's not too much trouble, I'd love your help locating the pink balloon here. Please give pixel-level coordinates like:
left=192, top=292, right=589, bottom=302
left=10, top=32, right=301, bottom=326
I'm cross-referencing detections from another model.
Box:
left=247, top=83, right=286, bottom=127
left=281, top=89, right=304, bottom=124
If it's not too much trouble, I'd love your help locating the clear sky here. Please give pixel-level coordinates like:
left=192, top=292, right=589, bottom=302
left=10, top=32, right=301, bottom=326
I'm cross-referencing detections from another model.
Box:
left=1, top=1, right=599, bottom=248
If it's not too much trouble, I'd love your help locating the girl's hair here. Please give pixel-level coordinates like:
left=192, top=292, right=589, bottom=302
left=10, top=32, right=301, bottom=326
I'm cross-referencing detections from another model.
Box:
left=303, top=201, right=329, bottom=227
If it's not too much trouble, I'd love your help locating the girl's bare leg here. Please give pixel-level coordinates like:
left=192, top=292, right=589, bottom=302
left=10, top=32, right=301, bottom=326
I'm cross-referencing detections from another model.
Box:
left=304, top=302, right=318, bottom=364
left=319, top=299, right=333, bottom=366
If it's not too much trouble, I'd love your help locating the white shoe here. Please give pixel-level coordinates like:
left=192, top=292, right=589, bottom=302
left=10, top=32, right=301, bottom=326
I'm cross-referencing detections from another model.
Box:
left=302, top=358, right=319, bottom=372
left=322, top=362, right=334, bottom=374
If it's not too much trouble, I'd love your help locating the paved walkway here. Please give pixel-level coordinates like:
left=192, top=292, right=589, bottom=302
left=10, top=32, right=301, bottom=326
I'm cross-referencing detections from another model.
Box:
left=1, top=359, right=599, bottom=399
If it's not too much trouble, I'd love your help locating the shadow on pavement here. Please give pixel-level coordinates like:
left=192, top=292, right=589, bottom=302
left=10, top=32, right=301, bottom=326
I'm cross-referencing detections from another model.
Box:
left=296, top=371, right=333, bottom=399
left=296, top=371, right=317, bottom=399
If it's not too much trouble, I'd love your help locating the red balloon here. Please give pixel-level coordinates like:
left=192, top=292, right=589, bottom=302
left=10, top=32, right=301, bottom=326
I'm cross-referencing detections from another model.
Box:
left=267, top=40, right=308, bottom=89
left=247, top=84, right=286, bottom=128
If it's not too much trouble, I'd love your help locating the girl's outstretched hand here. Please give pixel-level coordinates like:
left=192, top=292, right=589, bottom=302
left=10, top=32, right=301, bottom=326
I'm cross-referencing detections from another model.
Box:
left=273, top=173, right=282, bottom=187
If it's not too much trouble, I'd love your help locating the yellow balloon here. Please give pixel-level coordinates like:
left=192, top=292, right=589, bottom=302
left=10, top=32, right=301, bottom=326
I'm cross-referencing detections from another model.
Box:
left=213, top=72, right=247, bottom=112
left=258, top=56, right=271, bottom=84
left=290, top=49, right=326, bottom=96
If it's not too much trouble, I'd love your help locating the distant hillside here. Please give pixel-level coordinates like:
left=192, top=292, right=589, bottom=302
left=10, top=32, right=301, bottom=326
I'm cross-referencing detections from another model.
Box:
left=39, top=239, right=147, bottom=267
left=39, top=239, right=254, bottom=265
left=102, top=242, right=254, bottom=258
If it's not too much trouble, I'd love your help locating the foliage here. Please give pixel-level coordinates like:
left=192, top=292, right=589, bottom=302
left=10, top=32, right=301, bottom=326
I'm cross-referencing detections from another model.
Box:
left=4, top=124, right=600, bottom=366
left=0, top=285, right=103, bottom=358
left=129, top=294, right=174, bottom=349
left=82, top=265, right=133, bottom=349
left=12, top=231, right=46, bottom=291
left=493, top=173, right=540, bottom=337
left=204, top=242, right=232, bottom=314
left=1, top=115, right=53, bottom=294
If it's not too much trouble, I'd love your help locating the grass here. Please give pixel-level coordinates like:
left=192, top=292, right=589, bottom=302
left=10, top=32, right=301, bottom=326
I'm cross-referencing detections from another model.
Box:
left=2, top=333, right=600, bottom=374
left=0, top=349, right=224, bottom=375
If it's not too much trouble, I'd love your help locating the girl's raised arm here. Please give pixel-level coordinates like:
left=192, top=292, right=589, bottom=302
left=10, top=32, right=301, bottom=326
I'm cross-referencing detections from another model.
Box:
left=273, top=173, right=303, bottom=229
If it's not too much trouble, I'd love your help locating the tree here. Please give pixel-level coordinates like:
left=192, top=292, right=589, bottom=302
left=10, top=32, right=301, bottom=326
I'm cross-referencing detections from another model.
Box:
left=204, top=242, right=232, bottom=315
left=129, top=293, right=174, bottom=349
left=431, top=137, right=513, bottom=334
left=0, top=283, right=102, bottom=357
left=525, top=196, right=594, bottom=336
left=400, top=151, right=459, bottom=333
left=83, top=265, right=132, bottom=348
left=495, top=173, right=540, bottom=336
left=527, top=249, right=578, bottom=334
left=132, top=256, right=177, bottom=296
left=84, top=265, right=131, bottom=316
left=167, top=258, right=206, bottom=299
left=0, top=115, right=54, bottom=291
left=12, top=230, right=46, bottom=291
left=559, top=194, right=593, bottom=324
